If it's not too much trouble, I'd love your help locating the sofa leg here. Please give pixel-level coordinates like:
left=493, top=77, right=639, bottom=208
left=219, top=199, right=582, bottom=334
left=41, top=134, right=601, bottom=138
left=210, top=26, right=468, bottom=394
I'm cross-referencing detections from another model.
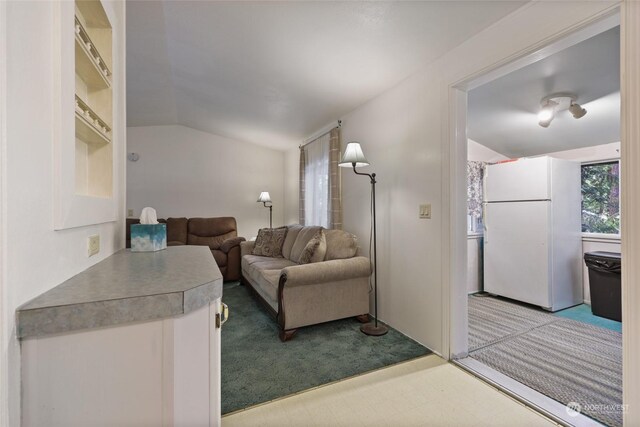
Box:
left=355, top=314, right=370, bottom=323
left=279, top=329, right=297, bottom=342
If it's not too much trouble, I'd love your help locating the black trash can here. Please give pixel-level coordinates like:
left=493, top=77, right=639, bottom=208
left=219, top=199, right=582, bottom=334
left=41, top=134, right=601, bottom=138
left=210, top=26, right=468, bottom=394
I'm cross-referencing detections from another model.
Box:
left=584, top=251, right=622, bottom=322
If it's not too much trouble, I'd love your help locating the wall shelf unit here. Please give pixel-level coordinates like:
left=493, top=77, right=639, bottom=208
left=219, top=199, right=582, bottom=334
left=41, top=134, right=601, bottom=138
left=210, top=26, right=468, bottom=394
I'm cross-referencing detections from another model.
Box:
left=74, top=16, right=111, bottom=90
left=75, top=95, right=111, bottom=145
left=74, top=0, right=113, bottom=199
left=53, top=0, right=120, bottom=230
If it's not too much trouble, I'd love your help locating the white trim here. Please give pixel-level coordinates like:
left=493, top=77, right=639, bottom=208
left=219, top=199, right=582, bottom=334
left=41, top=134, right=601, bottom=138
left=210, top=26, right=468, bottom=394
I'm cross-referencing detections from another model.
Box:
left=582, top=233, right=621, bottom=243
left=0, top=0, right=7, bottom=424
left=620, top=2, right=640, bottom=425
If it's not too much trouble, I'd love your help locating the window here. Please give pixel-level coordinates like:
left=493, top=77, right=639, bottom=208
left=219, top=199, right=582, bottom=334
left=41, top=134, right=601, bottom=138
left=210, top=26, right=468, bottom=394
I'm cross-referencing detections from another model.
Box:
left=581, top=161, right=620, bottom=234
left=303, top=133, right=330, bottom=228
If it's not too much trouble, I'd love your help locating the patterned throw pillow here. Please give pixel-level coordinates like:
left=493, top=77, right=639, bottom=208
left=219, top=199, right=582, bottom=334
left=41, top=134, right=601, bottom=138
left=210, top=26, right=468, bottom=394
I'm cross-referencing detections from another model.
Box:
left=298, top=229, right=327, bottom=264
left=252, top=226, right=288, bottom=258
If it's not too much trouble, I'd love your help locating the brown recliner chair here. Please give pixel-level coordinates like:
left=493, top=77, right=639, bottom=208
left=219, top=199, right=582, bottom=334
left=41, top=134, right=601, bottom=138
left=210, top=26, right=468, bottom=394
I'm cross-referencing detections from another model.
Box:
left=187, top=217, right=245, bottom=282
left=125, top=216, right=245, bottom=282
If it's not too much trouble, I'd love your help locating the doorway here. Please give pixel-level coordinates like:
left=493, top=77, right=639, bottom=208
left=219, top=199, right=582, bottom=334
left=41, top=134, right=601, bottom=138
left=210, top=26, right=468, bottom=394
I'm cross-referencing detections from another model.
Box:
left=447, top=10, right=630, bottom=427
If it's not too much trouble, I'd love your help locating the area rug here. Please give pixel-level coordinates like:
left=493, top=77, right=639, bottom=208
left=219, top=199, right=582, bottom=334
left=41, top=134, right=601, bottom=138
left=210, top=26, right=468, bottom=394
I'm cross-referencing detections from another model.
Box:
left=468, top=295, right=554, bottom=351
left=469, top=295, right=622, bottom=426
left=221, top=282, right=431, bottom=415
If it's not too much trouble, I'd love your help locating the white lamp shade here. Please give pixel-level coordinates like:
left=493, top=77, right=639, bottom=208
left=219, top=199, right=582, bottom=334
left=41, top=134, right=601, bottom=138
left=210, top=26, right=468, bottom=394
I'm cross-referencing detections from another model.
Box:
left=257, top=192, right=271, bottom=203
left=338, top=142, right=370, bottom=168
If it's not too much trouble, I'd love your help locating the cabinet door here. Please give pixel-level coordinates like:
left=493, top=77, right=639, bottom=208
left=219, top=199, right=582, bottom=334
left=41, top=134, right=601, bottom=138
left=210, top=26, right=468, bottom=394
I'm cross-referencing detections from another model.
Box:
left=210, top=299, right=222, bottom=426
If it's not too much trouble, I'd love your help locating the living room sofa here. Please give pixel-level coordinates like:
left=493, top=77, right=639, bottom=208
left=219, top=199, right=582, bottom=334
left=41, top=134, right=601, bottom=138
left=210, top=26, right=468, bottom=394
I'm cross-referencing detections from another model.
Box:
left=126, top=217, right=245, bottom=281
left=241, top=224, right=371, bottom=341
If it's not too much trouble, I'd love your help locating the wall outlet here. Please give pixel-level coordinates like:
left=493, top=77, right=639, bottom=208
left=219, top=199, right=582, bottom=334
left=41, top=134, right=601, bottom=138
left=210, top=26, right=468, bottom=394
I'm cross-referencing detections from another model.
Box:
left=127, top=209, right=134, bottom=217
left=88, top=234, right=100, bottom=257
left=419, top=204, right=431, bottom=219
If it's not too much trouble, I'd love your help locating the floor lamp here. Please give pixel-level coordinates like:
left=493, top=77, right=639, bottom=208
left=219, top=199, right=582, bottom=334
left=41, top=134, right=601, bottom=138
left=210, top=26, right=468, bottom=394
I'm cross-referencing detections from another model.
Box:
left=257, top=191, right=273, bottom=228
left=339, top=142, right=388, bottom=336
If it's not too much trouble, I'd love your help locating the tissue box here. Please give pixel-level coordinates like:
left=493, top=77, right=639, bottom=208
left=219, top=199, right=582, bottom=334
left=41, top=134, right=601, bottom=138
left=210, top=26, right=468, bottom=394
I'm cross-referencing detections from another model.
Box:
left=131, top=224, right=167, bottom=252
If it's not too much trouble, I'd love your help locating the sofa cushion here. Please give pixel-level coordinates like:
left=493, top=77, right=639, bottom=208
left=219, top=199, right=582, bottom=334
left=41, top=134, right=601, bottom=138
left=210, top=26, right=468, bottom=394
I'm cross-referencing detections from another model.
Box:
left=252, top=226, right=288, bottom=257
left=324, top=229, right=358, bottom=260
left=282, top=224, right=303, bottom=260
left=242, top=256, right=296, bottom=303
left=298, top=229, right=327, bottom=264
left=289, top=226, right=323, bottom=262
left=187, top=217, right=237, bottom=249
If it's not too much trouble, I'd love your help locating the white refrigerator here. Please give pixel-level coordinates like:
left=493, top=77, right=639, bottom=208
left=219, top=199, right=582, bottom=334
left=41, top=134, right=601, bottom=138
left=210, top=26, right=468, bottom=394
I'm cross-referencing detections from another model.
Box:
left=483, top=156, right=582, bottom=311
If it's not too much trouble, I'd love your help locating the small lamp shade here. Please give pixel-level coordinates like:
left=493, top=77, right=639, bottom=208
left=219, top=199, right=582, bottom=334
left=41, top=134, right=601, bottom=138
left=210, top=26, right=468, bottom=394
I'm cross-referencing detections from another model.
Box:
left=257, top=192, right=271, bottom=203
left=339, top=142, right=370, bottom=168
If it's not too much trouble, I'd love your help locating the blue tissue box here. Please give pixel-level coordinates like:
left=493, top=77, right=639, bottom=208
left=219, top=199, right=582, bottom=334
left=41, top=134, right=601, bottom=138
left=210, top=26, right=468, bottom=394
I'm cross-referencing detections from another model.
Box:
left=131, top=224, right=167, bottom=252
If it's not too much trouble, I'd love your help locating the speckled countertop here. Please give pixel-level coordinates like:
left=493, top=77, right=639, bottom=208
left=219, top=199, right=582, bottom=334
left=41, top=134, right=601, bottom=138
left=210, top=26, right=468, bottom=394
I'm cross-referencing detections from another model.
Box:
left=16, top=246, right=222, bottom=339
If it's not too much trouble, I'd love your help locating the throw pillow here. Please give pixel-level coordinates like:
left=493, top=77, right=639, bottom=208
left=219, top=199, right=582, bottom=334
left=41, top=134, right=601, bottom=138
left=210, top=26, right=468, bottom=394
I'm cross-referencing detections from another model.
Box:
left=298, top=229, right=327, bottom=264
left=252, top=226, right=288, bottom=258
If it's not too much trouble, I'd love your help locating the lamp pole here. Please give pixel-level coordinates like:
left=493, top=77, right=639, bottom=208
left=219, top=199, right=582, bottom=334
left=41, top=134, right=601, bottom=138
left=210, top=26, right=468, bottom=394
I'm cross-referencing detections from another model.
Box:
left=352, top=164, right=387, bottom=336
left=261, top=202, right=273, bottom=228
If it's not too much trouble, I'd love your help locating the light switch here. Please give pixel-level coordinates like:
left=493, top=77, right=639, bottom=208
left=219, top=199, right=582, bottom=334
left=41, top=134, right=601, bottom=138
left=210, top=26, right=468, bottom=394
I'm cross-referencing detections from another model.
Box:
left=88, top=234, right=100, bottom=257
left=127, top=209, right=134, bottom=217
left=419, top=204, right=431, bottom=219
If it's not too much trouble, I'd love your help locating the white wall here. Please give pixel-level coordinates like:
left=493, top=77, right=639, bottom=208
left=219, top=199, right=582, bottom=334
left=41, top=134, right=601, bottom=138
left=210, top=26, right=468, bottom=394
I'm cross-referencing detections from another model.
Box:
left=3, top=1, right=126, bottom=424
left=127, top=125, right=285, bottom=239
left=468, top=138, right=509, bottom=162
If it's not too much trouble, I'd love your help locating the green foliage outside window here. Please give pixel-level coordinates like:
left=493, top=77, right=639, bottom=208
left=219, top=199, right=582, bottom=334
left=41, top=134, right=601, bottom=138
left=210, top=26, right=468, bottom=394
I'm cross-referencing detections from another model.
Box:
left=581, top=162, right=620, bottom=234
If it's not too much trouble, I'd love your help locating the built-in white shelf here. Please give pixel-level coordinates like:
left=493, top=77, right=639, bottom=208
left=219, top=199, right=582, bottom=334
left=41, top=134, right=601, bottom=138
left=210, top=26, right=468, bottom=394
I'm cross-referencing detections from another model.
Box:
left=74, top=16, right=111, bottom=90
left=75, top=95, right=111, bottom=145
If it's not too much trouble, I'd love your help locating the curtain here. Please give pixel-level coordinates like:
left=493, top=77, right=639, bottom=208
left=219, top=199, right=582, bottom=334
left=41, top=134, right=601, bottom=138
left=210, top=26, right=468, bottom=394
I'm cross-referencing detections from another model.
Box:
left=328, top=128, right=342, bottom=229
left=467, top=161, right=485, bottom=231
left=299, top=148, right=306, bottom=225
left=299, top=127, right=342, bottom=229
left=303, top=133, right=330, bottom=228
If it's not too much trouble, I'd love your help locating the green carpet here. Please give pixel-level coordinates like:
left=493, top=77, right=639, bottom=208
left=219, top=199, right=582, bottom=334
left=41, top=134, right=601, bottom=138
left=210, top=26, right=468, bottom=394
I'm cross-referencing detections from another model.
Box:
left=221, top=281, right=431, bottom=414
left=554, top=304, right=622, bottom=333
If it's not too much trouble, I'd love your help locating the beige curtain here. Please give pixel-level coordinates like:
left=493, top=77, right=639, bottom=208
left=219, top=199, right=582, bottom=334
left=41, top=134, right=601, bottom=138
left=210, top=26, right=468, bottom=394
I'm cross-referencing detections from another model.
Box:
left=328, top=127, right=342, bottom=229
left=298, top=126, right=342, bottom=229
left=299, top=148, right=306, bottom=225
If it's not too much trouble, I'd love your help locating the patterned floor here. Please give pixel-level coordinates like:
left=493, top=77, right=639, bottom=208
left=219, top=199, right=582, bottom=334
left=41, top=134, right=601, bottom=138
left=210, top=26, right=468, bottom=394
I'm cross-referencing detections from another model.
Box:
left=468, top=295, right=622, bottom=427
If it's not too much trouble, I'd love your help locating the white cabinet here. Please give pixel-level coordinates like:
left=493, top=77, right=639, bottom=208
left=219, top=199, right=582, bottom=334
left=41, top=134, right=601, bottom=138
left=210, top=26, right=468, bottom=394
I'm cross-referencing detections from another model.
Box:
left=22, top=300, right=222, bottom=427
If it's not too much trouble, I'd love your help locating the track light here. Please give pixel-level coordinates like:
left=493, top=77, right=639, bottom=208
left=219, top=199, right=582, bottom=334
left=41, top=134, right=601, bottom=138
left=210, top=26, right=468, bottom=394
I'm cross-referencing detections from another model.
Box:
left=569, top=101, right=587, bottom=119
left=537, top=94, right=587, bottom=128
left=537, top=100, right=557, bottom=128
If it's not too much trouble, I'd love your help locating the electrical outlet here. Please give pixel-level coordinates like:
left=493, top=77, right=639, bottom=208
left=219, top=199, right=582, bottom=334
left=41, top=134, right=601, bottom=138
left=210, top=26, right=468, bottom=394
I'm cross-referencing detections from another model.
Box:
left=419, top=204, right=431, bottom=219
left=127, top=209, right=134, bottom=217
left=88, top=234, right=100, bottom=257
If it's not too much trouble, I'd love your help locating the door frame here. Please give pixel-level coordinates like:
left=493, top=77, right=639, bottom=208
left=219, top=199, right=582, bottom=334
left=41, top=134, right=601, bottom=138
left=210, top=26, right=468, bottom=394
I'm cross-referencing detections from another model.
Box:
left=445, top=4, right=640, bottom=424
left=0, top=0, right=8, bottom=424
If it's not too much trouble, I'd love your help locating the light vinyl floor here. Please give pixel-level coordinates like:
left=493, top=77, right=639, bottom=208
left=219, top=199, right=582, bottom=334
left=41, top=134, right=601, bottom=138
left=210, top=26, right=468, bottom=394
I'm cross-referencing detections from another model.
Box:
left=223, top=355, right=557, bottom=427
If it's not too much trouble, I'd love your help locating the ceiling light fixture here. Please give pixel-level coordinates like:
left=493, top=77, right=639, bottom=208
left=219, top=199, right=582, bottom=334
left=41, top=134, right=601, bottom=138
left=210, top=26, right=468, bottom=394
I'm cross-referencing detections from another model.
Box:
left=537, top=100, right=558, bottom=128
left=537, top=93, right=587, bottom=128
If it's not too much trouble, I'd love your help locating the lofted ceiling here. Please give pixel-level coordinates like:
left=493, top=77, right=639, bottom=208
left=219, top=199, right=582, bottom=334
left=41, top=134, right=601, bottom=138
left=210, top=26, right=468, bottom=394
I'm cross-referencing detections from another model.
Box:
left=127, top=1, right=526, bottom=150
left=468, top=26, right=620, bottom=159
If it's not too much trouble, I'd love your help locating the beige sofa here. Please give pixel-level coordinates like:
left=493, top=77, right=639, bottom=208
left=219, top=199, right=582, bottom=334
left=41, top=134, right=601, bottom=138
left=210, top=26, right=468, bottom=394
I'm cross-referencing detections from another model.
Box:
left=241, top=225, right=371, bottom=341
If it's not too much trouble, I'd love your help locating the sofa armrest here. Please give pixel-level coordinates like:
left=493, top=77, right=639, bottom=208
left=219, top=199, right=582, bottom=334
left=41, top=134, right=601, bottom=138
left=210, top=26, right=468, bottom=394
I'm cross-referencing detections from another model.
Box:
left=220, top=236, right=246, bottom=253
left=240, top=240, right=255, bottom=258
left=281, top=257, right=371, bottom=287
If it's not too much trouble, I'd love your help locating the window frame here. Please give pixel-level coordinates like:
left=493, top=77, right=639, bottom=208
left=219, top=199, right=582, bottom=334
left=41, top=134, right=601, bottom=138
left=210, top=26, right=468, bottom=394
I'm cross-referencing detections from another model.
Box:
left=580, top=158, right=621, bottom=238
